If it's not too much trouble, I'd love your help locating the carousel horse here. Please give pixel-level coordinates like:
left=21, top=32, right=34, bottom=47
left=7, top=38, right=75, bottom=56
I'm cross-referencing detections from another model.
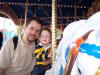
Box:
left=45, top=11, right=100, bottom=75
left=71, top=29, right=100, bottom=75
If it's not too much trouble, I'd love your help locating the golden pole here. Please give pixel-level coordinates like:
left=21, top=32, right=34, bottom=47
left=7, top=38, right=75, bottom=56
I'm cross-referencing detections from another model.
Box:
left=95, top=66, right=100, bottom=75
left=63, top=48, right=72, bottom=75
left=34, top=10, right=37, bottom=17
left=25, top=0, right=28, bottom=26
left=59, top=7, right=63, bottom=34
left=52, top=0, right=57, bottom=63
left=60, top=22, right=63, bottom=35
left=60, top=18, right=63, bottom=34
left=87, top=8, right=90, bottom=18
left=67, top=15, right=69, bottom=25
left=74, top=0, right=77, bottom=21
left=19, top=15, right=22, bottom=34
left=20, top=13, right=22, bottom=26
left=83, top=11, right=85, bottom=19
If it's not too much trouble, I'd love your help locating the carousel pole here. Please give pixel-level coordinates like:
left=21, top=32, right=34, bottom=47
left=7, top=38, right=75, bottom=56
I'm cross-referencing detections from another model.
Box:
left=20, top=14, right=22, bottom=26
left=59, top=7, right=63, bottom=34
left=18, top=14, right=23, bottom=35
left=96, top=66, right=100, bottom=75
left=52, top=0, right=57, bottom=63
left=83, top=11, right=85, bottom=19
left=63, top=48, right=72, bottom=75
left=25, top=0, right=28, bottom=26
left=87, top=8, right=90, bottom=18
left=60, top=22, right=63, bottom=35
left=67, top=15, right=69, bottom=25
left=74, top=0, right=77, bottom=21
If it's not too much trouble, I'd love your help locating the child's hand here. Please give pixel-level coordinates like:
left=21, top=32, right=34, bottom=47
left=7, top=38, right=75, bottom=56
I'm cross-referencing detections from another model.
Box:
left=42, top=59, right=52, bottom=65
left=48, top=51, right=53, bottom=58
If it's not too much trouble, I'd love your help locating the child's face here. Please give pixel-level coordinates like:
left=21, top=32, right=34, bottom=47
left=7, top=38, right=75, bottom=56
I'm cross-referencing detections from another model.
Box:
left=40, top=30, right=51, bottom=45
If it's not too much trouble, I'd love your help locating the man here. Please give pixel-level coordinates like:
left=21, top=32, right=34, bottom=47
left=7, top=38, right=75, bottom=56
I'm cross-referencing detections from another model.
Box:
left=0, top=17, right=42, bottom=75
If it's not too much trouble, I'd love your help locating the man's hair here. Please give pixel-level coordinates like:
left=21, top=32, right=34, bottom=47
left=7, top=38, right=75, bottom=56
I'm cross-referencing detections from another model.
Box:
left=26, top=17, right=43, bottom=27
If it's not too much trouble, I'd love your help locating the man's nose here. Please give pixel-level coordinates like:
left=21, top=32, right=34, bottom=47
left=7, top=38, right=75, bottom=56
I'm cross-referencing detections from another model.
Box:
left=31, top=30, right=36, bottom=35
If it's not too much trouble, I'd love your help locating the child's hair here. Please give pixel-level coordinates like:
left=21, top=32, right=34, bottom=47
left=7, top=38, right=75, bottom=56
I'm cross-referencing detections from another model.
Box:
left=40, top=28, right=52, bottom=37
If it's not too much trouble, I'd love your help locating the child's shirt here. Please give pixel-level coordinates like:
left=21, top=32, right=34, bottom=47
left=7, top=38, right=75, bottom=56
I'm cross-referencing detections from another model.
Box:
left=33, top=43, right=51, bottom=65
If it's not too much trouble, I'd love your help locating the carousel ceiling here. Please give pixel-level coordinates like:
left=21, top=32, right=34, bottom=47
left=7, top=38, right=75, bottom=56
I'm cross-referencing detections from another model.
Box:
left=0, top=0, right=94, bottom=26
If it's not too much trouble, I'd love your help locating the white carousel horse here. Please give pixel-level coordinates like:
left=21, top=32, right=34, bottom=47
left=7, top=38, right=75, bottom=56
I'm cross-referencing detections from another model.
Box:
left=45, top=11, right=100, bottom=75
left=71, top=29, right=100, bottom=75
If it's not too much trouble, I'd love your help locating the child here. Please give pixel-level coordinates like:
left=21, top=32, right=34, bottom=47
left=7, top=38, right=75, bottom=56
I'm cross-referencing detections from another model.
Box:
left=32, top=28, right=52, bottom=75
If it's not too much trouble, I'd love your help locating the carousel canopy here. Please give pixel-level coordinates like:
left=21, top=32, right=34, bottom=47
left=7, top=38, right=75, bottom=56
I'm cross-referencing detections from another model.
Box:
left=0, top=0, right=94, bottom=26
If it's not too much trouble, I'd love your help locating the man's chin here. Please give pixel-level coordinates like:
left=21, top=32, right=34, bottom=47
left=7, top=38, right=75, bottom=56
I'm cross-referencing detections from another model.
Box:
left=28, top=39, right=35, bottom=43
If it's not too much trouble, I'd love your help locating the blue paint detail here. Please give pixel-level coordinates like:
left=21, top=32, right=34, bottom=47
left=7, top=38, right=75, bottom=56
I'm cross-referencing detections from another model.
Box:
left=59, top=65, right=63, bottom=75
left=79, top=43, right=100, bottom=58
left=65, top=47, right=69, bottom=62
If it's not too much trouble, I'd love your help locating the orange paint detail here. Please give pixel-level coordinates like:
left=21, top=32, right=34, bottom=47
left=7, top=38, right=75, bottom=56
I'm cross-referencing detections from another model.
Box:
left=72, top=38, right=85, bottom=55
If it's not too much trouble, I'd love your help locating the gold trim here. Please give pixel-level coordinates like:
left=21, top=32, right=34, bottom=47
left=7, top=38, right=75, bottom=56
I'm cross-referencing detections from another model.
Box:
left=95, top=66, right=100, bottom=75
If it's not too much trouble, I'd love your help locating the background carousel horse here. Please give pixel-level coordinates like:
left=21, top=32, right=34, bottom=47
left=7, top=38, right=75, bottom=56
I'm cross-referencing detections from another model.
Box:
left=45, top=11, right=100, bottom=75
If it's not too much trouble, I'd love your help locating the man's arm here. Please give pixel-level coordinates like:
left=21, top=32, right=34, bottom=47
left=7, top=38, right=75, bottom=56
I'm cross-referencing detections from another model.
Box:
left=0, top=39, right=13, bottom=75
left=0, top=69, right=5, bottom=75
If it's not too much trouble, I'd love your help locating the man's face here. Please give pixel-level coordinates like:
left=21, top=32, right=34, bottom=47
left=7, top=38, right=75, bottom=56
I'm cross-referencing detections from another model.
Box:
left=24, top=20, right=41, bottom=43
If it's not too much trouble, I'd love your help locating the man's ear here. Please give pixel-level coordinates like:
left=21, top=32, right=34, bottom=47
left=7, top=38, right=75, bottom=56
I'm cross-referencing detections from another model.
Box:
left=39, top=37, right=41, bottom=42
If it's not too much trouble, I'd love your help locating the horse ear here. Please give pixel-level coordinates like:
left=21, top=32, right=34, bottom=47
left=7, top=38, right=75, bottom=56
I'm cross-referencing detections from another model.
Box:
left=82, top=30, right=94, bottom=41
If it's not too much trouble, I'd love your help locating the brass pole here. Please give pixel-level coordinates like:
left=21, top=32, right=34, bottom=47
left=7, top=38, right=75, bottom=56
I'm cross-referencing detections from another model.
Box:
left=87, top=8, right=90, bottom=18
left=95, top=66, right=100, bottom=75
left=60, top=22, right=63, bottom=35
left=83, top=11, right=85, bottom=19
left=67, top=15, right=69, bottom=25
left=74, top=0, right=77, bottom=21
left=34, top=10, right=37, bottom=17
left=52, top=0, right=57, bottom=63
left=20, top=13, right=22, bottom=26
left=59, top=7, right=63, bottom=34
left=25, top=0, right=28, bottom=26
left=19, top=15, right=22, bottom=34
left=63, top=48, right=72, bottom=75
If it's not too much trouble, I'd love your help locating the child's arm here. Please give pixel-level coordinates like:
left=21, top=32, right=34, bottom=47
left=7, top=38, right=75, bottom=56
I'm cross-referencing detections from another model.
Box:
left=33, top=46, right=42, bottom=57
left=36, top=48, right=52, bottom=61
left=42, top=50, right=53, bottom=65
left=36, top=52, right=49, bottom=61
left=33, top=46, right=48, bottom=61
